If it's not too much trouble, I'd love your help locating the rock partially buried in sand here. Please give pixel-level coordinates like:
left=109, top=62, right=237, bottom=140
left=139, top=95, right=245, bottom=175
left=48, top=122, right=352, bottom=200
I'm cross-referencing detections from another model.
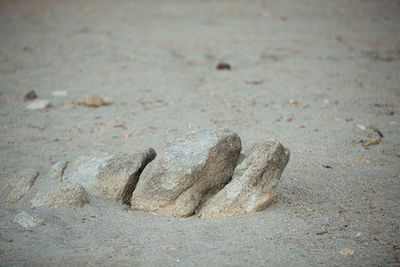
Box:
left=62, top=148, right=156, bottom=203
left=45, top=184, right=89, bottom=208
left=198, top=140, right=290, bottom=218
left=31, top=148, right=155, bottom=208
left=131, top=129, right=242, bottom=217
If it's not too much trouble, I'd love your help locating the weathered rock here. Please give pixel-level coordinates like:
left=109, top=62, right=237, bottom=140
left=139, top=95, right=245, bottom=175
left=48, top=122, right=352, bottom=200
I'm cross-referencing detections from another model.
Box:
left=13, top=211, right=43, bottom=229
left=30, top=166, right=70, bottom=208
left=1, top=170, right=39, bottom=206
left=62, top=148, right=156, bottom=203
left=47, top=161, right=69, bottom=181
left=31, top=149, right=155, bottom=207
left=198, top=140, right=290, bottom=218
left=45, top=184, right=89, bottom=208
left=25, top=99, right=51, bottom=110
left=131, top=129, right=242, bottom=217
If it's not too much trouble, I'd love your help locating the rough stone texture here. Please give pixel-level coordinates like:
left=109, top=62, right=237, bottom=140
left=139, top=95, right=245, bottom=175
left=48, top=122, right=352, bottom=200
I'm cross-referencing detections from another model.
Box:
left=62, top=148, right=156, bottom=203
left=1, top=170, right=39, bottom=206
left=47, top=161, right=69, bottom=181
left=13, top=211, right=43, bottom=229
left=198, top=140, right=290, bottom=218
left=30, top=162, right=68, bottom=208
left=131, top=129, right=242, bottom=217
left=31, top=148, right=156, bottom=207
left=45, top=184, right=89, bottom=208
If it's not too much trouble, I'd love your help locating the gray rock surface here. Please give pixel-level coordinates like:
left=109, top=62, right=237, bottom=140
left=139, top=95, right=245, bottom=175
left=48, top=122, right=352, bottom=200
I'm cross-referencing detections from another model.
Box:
left=13, top=211, right=43, bottom=229
left=31, top=149, right=155, bottom=207
left=198, top=140, right=290, bottom=218
left=62, top=148, right=156, bottom=203
left=131, top=129, right=241, bottom=217
left=44, top=184, right=89, bottom=208
left=1, top=170, right=39, bottom=206
left=47, top=161, right=69, bottom=181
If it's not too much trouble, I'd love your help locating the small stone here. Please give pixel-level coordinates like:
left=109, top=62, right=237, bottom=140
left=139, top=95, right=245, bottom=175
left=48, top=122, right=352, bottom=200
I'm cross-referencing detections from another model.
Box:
left=87, top=95, right=105, bottom=107
left=198, top=140, right=290, bottom=218
left=44, top=184, right=89, bottom=208
left=340, top=248, right=355, bottom=256
left=362, top=137, right=381, bottom=149
left=216, top=62, right=231, bottom=70
left=13, top=211, right=43, bottom=229
left=26, top=100, right=51, bottom=110
left=356, top=125, right=366, bottom=131
left=287, top=99, right=298, bottom=108
left=2, top=170, right=39, bottom=205
left=131, top=129, right=241, bottom=217
left=102, top=97, right=114, bottom=105
left=24, top=90, right=37, bottom=101
left=52, top=90, right=69, bottom=97
left=370, top=200, right=378, bottom=209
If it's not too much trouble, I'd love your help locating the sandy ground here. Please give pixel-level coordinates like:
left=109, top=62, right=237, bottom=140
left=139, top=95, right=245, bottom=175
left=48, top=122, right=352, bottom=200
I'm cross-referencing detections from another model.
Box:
left=0, top=0, right=399, bottom=265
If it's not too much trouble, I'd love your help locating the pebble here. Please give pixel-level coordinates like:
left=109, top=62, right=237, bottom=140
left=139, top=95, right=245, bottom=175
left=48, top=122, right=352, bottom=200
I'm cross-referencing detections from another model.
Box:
left=216, top=62, right=231, bottom=70
left=87, top=96, right=104, bottom=107
left=356, top=125, right=366, bottom=131
left=370, top=201, right=378, bottom=209
left=26, top=100, right=51, bottom=110
left=24, top=90, right=37, bottom=102
left=362, top=137, right=381, bottom=148
left=339, top=248, right=355, bottom=256
left=52, top=90, right=69, bottom=97
left=287, top=117, right=295, bottom=122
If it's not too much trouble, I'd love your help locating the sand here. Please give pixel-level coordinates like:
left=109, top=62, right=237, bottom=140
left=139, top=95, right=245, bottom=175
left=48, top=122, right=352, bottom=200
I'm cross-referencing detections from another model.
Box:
left=0, top=0, right=399, bottom=265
